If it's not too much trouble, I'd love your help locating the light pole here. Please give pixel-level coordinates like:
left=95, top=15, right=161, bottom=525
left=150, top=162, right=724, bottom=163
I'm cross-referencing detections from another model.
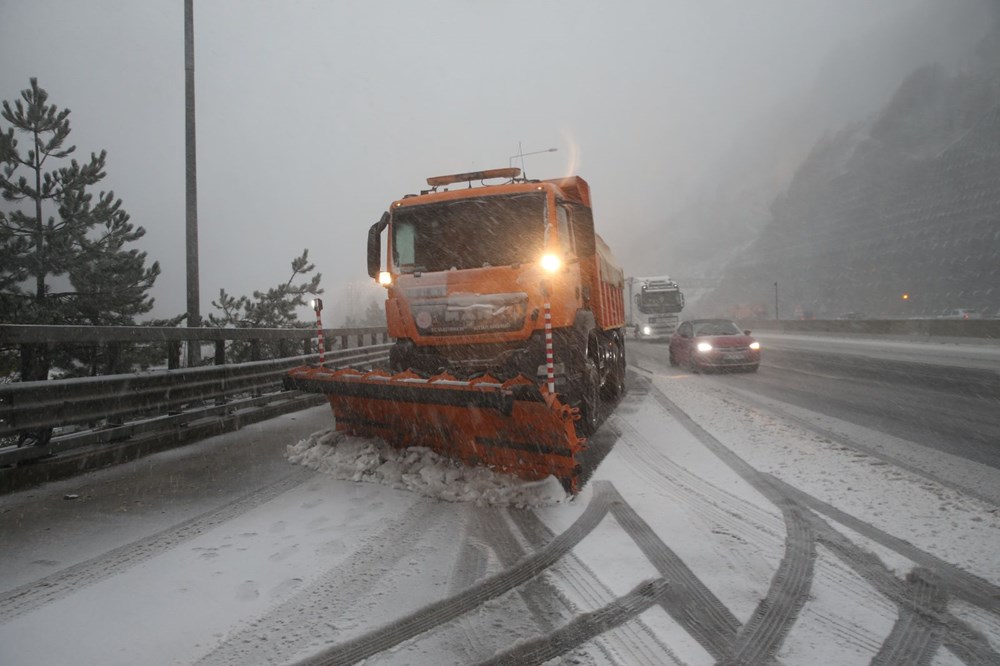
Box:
left=508, top=143, right=558, bottom=177
left=184, top=0, right=201, bottom=365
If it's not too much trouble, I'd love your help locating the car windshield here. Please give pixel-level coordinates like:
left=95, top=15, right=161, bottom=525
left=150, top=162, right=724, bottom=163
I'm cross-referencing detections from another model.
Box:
left=392, top=193, right=545, bottom=273
left=693, top=320, right=742, bottom=336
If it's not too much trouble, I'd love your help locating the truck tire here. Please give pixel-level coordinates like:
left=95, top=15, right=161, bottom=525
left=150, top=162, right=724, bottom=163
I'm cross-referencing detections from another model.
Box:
left=616, top=341, right=628, bottom=395
left=577, top=356, right=601, bottom=436
left=602, top=336, right=627, bottom=399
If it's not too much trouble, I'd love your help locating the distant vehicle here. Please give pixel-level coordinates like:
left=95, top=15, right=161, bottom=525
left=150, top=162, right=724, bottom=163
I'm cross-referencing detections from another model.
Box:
left=940, top=308, right=981, bottom=320
left=669, top=319, right=760, bottom=373
left=626, top=276, right=685, bottom=340
left=839, top=312, right=867, bottom=320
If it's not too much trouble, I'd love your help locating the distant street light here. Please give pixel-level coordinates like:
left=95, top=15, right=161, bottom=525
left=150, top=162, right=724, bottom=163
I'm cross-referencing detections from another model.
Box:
left=508, top=143, right=558, bottom=177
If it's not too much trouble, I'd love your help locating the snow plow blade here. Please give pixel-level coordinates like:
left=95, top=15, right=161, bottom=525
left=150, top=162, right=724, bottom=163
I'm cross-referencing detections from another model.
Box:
left=285, top=366, right=586, bottom=492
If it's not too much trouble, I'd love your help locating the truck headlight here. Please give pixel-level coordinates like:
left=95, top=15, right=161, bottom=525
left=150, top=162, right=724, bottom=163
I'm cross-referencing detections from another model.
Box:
left=697, top=342, right=713, bottom=352
left=540, top=254, right=562, bottom=273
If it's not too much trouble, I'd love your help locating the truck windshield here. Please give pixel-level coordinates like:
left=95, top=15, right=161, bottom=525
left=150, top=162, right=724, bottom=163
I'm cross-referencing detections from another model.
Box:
left=391, top=193, right=546, bottom=273
left=638, top=291, right=683, bottom=313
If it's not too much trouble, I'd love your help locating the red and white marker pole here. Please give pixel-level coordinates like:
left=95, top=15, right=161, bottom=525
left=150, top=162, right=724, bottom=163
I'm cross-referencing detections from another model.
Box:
left=543, top=301, right=555, bottom=395
left=311, top=298, right=325, bottom=366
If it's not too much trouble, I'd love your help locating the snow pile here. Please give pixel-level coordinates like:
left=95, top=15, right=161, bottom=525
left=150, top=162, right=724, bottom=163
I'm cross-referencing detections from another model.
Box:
left=286, top=429, right=568, bottom=507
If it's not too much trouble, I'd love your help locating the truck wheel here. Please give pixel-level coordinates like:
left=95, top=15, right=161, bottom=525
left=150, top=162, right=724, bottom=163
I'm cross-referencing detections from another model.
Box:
left=613, top=340, right=627, bottom=397
left=601, top=339, right=624, bottom=400
left=577, top=356, right=601, bottom=436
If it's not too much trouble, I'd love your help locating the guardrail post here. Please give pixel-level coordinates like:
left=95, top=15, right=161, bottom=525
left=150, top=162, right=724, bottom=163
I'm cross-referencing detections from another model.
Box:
left=341, top=334, right=349, bottom=349
left=18, top=342, right=49, bottom=382
left=105, top=341, right=124, bottom=375
left=167, top=341, right=181, bottom=369
left=214, top=340, right=226, bottom=365
left=250, top=339, right=261, bottom=362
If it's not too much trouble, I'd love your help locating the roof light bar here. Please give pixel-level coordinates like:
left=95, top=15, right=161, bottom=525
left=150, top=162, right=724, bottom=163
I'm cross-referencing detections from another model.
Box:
left=426, top=167, right=521, bottom=187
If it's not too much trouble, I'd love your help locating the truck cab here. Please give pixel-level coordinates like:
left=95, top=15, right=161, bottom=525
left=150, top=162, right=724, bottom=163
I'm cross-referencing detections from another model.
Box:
left=626, top=276, right=685, bottom=340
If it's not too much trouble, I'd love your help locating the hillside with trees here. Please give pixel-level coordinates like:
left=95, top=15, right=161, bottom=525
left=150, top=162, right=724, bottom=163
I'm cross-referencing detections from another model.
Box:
left=702, top=21, right=1000, bottom=319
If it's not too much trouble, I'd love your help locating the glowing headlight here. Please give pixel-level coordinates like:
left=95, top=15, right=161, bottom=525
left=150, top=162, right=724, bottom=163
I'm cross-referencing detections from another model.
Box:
left=749, top=341, right=760, bottom=350
left=540, top=254, right=562, bottom=273
left=642, top=326, right=652, bottom=335
left=378, top=271, right=392, bottom=286
left=696, top=342, right=713, bottom=352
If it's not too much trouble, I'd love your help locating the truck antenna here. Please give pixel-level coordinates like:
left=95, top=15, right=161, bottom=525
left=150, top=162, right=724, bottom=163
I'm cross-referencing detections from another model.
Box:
left=508, top=143, right=558, bottom=181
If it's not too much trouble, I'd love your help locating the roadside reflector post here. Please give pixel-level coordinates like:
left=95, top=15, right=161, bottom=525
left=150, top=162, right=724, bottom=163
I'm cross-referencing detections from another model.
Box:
left=542, top=280, right=555, bottom=395
left=311, top=298, right=325, bottom=365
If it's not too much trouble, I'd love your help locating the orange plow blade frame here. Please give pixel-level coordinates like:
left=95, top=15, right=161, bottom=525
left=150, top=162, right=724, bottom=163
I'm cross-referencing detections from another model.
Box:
left=286, top=366, right=586, bottom=492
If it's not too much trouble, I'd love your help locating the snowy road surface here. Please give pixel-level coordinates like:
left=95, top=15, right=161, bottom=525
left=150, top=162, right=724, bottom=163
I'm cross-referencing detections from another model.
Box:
left=1, top=336, right=999, bottom=665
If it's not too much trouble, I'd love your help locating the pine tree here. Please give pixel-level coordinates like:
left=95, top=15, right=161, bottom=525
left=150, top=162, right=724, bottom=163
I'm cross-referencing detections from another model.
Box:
left=363, top=298, right=385, bottom=326
left=208, top=249, right=322, bottom=362
left=0, top=78, right=160, bottom=380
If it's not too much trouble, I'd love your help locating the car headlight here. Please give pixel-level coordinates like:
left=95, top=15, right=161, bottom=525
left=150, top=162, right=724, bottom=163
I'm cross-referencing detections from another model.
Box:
left=749, top=341, right=760, bottom=350
left=540, top=254, right=562, bottom=273
left=642, top=326, right=652, bottom=335
left=696, top=342, right=713, bottom=352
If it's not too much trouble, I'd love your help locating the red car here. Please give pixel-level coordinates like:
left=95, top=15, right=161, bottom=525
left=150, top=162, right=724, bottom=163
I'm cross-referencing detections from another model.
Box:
left=669, top=319, right=760, bottom=372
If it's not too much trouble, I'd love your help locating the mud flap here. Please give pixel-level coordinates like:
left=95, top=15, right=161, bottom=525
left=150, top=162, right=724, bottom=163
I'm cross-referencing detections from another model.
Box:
left=286, top=366, right=586, bottom=492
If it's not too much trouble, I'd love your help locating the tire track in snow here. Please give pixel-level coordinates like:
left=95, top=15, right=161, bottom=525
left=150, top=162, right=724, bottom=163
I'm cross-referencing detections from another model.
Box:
left=475, top=579, right=671, bottom=666
left=872, top=568, right=947, bottom=666
left=725, top=505, right=816, bottom=666
left=645, top=375, right=1000, bottom=665
left=193, top=499, right=449, bottom=666
left=722, top=383, right=1000, bottom=508
left=444, top=507, right=564, bottom=664
left=447, top=506, right=493, bottom=663
left=508, top=508, right=685, bottom=666
left=296, top=483, right=615, bottom=666
left=603, top=483, right=742, bottom=662
left=0, top=466, right=314, bottom=625
left=614, top=379, right=817, bottom=662
left=768, top=474, right=1000, bottom=614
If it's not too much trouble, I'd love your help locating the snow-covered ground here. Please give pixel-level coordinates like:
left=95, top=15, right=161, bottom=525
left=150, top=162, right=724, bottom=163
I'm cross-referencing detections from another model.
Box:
left=754, top=331, right=1000, bottom=370
left=1, top=341, right=998, bottom=665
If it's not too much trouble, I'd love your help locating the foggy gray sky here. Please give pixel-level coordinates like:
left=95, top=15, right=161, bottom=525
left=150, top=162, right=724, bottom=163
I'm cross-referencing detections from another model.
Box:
left=0, top=0, right=989, bottom=322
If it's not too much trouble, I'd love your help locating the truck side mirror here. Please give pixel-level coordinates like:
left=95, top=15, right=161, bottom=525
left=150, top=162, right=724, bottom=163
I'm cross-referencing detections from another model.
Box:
left=367, top=212, right=389, bottom=279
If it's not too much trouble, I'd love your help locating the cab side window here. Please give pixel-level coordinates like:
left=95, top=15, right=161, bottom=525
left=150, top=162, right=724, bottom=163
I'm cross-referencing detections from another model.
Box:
left=556, top=204, right=575, bottom=257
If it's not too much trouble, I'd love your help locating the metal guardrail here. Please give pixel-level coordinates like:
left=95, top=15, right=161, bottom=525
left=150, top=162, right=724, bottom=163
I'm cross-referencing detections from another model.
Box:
left=738, top=318, right=1000, bottom=340
left=0, top=324, right=391, bottom=475
left=0, top=323, right=389, bottom=370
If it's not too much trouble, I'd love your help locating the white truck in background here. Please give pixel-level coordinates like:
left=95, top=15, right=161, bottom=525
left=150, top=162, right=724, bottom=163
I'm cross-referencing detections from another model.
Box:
left=626, top=276, right=685, bottom=340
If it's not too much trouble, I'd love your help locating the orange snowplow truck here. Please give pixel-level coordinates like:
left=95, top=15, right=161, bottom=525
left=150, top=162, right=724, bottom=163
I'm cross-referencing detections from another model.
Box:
left=286, top=167, right=626, bottom=492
